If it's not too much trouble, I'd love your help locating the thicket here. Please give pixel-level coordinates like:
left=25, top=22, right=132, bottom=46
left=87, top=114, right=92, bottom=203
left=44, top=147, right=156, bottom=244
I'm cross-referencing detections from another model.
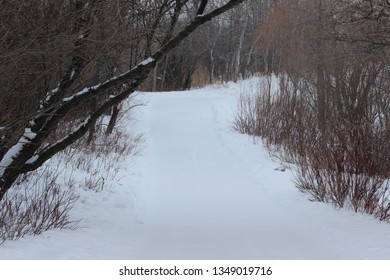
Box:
left=235, top=0, right=390, bottom=221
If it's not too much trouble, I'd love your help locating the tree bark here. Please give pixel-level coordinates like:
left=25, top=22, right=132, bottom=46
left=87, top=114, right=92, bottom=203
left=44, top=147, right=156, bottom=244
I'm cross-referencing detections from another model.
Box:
left=197, top=0, right=208, bottom=15
left=105, top=105, right=120, bottom=136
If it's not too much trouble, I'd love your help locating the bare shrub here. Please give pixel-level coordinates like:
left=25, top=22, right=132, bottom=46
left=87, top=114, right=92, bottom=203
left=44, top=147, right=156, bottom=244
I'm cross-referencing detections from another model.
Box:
left=63, top=107, right=144, bottom=192
left=233, top=75, right=317, bottom=162
left=234, top=73, right=390, bottom=221
left=237, top=0, right=390, bottom=221
left=0, top=103, right=143, bottom=242
left=296, top=151, right=390, bottom=221
left=294, top=118, right=390, bottom=220
left=70, top=129, right=144, bottom=192
left=0, top=167, right=79, bottom=244
left=232, top=93, right=261, bottom=135
left=233, top=75, right=276, bottom=136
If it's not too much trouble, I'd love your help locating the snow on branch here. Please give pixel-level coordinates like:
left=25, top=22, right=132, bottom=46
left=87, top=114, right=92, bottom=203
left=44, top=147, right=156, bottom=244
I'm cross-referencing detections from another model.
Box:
left=23, top=82, right=142, bottom=173
left=59, top=57, right=156, bottom=107
left=0, top=128, right=38, bottom=178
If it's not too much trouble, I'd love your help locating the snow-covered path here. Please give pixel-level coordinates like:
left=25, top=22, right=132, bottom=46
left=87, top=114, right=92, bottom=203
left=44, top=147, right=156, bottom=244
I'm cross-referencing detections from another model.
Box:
left=134, top=92, right=281, bottom=259
left=122, top=87, right=390, bottom=259
left=1, top=82, right=390, bottom=259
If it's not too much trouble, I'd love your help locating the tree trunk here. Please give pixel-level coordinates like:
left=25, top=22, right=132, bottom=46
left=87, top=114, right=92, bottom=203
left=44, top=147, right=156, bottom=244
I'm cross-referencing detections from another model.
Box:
left=315, top=0, right=327, bottom=133
left=105, top=105, right=120, bottom=136
left=235, top=17, right=248, bottom=79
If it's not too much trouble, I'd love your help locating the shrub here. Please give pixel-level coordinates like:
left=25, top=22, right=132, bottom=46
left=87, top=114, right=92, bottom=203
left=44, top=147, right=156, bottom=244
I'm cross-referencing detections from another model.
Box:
left=0, top=167, right=79, bottom=244
left=0, top=103, right=143, bottom=243
left=234, top=74, right=390, bottom=221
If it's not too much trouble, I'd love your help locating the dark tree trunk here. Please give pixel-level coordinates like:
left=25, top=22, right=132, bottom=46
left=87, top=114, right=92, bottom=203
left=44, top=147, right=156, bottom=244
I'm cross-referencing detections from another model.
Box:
left=105, top=105, right=120, bottom=136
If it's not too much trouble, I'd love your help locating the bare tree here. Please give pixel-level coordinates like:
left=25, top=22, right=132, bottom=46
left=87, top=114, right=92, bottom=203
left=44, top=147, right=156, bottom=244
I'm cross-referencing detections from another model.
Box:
left=148, top=0, right=272, bottom=90
left=0, top=0, right=247, bottom=201
left=332, top=0, right=390, bottom=51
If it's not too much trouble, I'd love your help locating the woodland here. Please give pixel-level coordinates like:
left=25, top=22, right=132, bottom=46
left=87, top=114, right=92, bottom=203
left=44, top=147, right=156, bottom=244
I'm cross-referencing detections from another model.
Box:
left=1, top=0, right=390, bottom=243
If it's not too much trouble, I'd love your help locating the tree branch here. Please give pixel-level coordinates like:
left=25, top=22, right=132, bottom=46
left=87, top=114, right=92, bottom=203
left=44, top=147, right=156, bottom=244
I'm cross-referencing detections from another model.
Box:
left=197, top=0, right=208, bottom=15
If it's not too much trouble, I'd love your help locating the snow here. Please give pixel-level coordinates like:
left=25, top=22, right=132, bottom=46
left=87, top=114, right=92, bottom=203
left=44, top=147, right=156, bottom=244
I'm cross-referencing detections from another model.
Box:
left=62, top=87, right=92, bottom=103
left=0, top=142, right=25, bottom=177
left=0, top=128, right=37, bottom=177
left=69, top=69, right=76, bottom=79
left=140, top=57, right=155, bottom=66
left=22, top=128, right=36, bottom=141
left=58, top=57, right=155, bottom=106
left=1, top=78, right=390, bottom=259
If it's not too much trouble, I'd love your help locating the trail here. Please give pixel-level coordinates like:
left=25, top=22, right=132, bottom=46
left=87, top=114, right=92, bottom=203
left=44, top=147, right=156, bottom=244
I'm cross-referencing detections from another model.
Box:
left=127, top=89, right=390, bottom=259
left=1, top=84, right=389, bottom=260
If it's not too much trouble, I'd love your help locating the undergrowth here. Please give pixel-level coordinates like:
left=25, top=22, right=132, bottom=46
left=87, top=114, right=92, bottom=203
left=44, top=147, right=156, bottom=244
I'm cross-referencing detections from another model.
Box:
left=233, top=75, right=390, bottom=222
left=0, top=102, right=144, bottom=244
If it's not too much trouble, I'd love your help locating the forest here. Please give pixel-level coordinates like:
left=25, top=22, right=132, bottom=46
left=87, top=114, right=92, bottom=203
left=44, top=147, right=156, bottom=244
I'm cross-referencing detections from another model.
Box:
left=1, top=0, right=390, bottom=248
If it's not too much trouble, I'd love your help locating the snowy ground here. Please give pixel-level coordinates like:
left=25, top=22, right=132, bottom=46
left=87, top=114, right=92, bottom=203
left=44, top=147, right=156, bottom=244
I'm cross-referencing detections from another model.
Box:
left=1, top=79, right=390, bottom=259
